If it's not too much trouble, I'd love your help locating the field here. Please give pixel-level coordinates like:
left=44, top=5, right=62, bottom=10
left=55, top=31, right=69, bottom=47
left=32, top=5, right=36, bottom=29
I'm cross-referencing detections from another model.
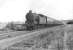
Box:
left=0, top=24, right=73, bottom=50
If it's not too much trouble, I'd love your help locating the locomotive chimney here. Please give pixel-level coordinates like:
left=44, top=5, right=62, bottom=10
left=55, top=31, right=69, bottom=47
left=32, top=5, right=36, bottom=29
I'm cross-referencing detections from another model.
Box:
left=29, top=10, right=32, bottom=13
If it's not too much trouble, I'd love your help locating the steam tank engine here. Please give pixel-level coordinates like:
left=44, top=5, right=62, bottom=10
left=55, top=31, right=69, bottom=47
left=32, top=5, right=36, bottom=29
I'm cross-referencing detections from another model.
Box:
left=25, top=10, right=47, bottom=30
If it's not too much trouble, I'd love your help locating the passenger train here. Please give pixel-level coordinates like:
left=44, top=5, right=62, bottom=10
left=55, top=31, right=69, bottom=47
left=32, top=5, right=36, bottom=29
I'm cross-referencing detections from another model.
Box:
left=25, top=10, right=63, bottom=30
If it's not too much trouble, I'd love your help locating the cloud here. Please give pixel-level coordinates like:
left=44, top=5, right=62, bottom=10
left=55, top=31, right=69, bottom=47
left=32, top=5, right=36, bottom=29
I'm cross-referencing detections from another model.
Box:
left=0, top=0, right=72, bottom=22
left=0, top=0, right=31, bottom=22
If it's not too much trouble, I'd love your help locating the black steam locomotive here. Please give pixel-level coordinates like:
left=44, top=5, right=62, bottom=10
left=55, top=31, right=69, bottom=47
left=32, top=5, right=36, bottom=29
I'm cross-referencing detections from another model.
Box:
left=25, top=10, right=63, bottom=30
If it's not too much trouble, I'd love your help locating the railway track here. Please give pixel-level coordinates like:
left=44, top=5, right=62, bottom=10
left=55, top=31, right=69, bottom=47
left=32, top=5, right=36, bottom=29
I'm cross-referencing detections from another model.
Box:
left=0, top=25, right=64, bottom=40
left=0, top=25, right=64, bottom=50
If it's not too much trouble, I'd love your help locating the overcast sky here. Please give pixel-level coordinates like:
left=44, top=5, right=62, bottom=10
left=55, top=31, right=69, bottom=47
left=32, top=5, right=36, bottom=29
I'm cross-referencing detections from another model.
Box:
left=0, top=0, right=73, bottom=22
